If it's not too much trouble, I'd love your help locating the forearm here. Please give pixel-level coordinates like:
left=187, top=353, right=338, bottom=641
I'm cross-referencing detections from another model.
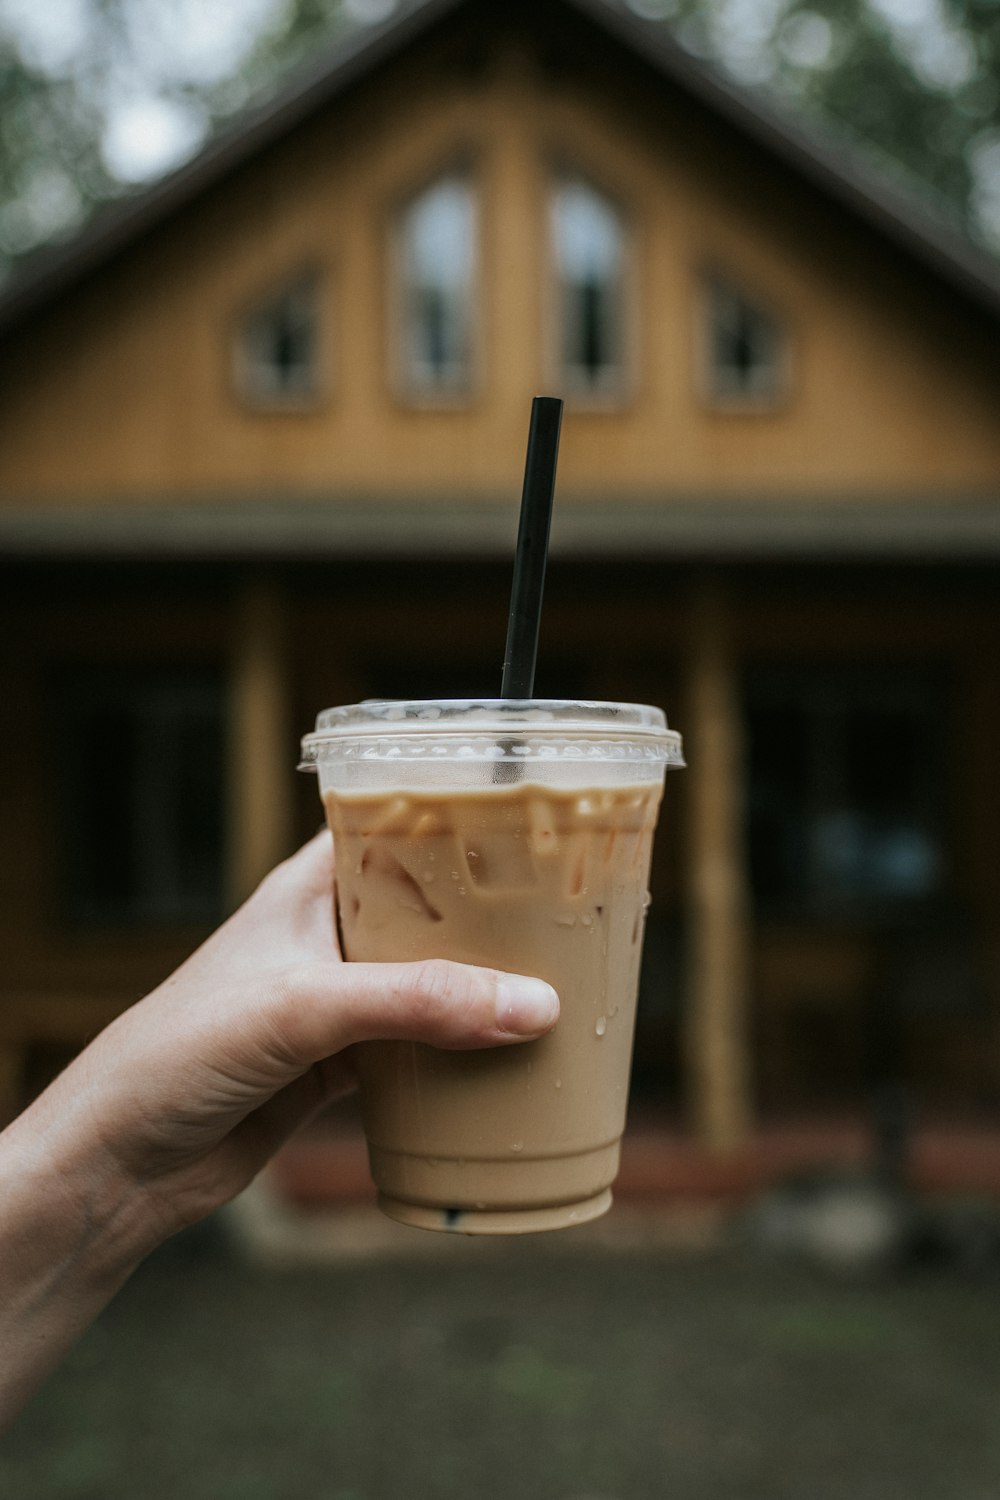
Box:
left=0, top=1084, right=156, bottom=1430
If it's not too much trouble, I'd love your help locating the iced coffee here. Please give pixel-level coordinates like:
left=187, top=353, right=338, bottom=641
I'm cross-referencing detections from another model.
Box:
left=300, top=700, right=683, bottom=1234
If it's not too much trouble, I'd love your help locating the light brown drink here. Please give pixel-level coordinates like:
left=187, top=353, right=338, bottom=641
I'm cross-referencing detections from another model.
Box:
left=324, top=780, right=662, bottom=1233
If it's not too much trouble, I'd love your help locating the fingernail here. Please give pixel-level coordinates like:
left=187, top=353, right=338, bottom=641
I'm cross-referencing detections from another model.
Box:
left=496, top=975, right=559, bottom=1035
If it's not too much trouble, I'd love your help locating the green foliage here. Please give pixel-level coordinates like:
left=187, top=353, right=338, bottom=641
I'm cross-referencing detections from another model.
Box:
left=197, top=0, right=349, bottom=119
left=0, top=31, right=116, bottom=262
left=778, top=0, right=995, bottom=229
left=0, top=0, right=351, bottom=275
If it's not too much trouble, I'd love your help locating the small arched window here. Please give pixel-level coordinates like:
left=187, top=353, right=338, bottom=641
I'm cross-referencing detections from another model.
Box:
left=704, top=273, right=786, bottom=406
left=397, top=173, right=476, bottom=399
left=236, top=273, right=320, bottom=405
left=551, top=174, right=627, bottom=397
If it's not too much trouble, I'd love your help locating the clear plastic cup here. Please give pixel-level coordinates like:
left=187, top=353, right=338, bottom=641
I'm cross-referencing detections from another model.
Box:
left=300, top=699, right=684, bottom=1234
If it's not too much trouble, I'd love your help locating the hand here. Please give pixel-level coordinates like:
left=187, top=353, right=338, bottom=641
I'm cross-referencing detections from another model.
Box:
left=49, top=829, right=561, bottom=1244
left=0, top=831, right=559, bottom=1426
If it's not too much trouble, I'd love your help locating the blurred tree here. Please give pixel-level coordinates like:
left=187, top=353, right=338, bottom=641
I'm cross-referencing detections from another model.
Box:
left=0, top=25, right=117, bottom=264
left=657, top=0, right=1000, bottom=248
left=1, top=0, right=1000, bottom=279
left=0, top=0, right=351, bottom=273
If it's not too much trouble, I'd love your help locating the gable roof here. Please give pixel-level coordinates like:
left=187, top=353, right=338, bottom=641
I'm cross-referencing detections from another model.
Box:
left=1, top=0, right=999, bottom=341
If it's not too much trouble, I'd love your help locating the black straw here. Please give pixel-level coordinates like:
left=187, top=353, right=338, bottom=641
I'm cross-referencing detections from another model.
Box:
left=501, top=396, right=563, bottom=698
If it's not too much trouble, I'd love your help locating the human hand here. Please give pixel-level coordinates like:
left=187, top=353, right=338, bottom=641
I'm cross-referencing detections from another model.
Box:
left=46, top=829, right=561, bottom=1248
left=0, top=831, right=559, bottom=1425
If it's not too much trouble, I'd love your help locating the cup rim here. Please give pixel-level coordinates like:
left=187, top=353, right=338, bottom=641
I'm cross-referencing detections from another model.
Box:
left=299, top=698, right=684, bottom=769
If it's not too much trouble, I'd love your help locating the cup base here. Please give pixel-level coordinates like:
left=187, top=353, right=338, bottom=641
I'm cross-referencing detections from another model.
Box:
left=375, top=1187, right=613, bottom=1236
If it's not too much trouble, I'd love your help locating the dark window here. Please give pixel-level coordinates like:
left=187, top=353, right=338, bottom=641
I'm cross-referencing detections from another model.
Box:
left=237, top=274, right=319, bottom=402
left=746, top=669, right=945, bottom=920
left=366, top=660, right=490, bottom=703
left=55, top=668, right=226, bottom=926
left=551, top=176, right=627, bottom=396
left=364, top=657, right=593, bottom=705
left=706, top=275, right=784, bottom=404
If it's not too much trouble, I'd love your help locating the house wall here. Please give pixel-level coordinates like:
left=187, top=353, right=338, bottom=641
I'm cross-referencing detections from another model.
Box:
left=2, top=34, right=1000, bottom=506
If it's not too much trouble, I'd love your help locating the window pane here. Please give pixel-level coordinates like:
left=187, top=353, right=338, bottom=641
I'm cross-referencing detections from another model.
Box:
left=747, top=700, right=811, bottom=903
left=746, top=671, right=945, bottom=919
left=238, top=275, right=319, bottom=401
left=815, top=703, right=941, bottom=903
left=364, top=655, right=591, bottom=704
left=71, top=692, right=138, bottom=913
left=551, top=177, right=626, bottom=392
left=56, top=668, right=226, bottom=925
left=400, top=175, right=475, bottom=395
left=707, top=276, right=783, bottom=403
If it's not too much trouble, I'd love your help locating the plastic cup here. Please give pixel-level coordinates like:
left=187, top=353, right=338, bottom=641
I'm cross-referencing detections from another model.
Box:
left=300, top=699, right=684, bottom=1234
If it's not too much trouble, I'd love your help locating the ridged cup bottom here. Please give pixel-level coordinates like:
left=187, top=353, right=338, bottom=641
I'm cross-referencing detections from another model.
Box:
left=375, top=1187, right=613, bottom=1236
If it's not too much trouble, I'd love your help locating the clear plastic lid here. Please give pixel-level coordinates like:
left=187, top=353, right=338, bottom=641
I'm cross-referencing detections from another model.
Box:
left=300, top=699, right=684, bottom=769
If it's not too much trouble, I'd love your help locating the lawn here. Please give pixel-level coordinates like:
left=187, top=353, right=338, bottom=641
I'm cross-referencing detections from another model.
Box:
left=3, top=1216, right=1000, bottom=1500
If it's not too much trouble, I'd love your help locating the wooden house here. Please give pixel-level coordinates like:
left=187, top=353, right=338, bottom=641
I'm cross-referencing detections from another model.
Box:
left=2, top=0, right=1000, bottom=1165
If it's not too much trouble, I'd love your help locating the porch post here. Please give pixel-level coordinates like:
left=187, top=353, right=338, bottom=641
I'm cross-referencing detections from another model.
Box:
left=683, top=576, right=754, bottom=1149
left=227, top=578, right=295, bottom=907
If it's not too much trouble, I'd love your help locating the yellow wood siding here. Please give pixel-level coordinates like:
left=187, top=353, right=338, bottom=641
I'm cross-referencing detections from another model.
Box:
left=2, top=43, right=999, bottom=507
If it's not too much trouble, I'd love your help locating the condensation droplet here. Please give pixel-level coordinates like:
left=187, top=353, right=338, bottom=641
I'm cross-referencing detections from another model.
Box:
left=580, top=913, right=593, bottom=928
left=595, top=1016, right=607, bottom=1037
left=509, top=1141, right=524, bottom=1153
left=450, top=871, right=460, bottom=880
left=554, top=913, right=576, bottom=927
left=554, top=1078, right=562, bottom=1089
left=354, top=864, right=363, bottom=876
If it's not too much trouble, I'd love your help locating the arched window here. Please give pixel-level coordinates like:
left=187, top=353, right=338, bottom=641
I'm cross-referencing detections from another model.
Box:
left=704, top=273, right=785, bottom=405
left=397, top=173, right=476, bottom=398
left=551, top=175, right=627, bottom=396
left=236, top=272, right=320, bottom=404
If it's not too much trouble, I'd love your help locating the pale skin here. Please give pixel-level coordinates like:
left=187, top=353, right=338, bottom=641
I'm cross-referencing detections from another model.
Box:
left=0, top=831, right=559, bottom=1430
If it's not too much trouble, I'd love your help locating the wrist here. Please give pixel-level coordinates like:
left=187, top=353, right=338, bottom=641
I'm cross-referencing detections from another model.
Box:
left=1, top=1087, right=159, bottom=1299
left=0, top=1090, right=161, bottom=1429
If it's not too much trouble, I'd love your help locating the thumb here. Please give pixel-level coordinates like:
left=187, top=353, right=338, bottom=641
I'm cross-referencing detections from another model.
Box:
left=276, top=958, right=560, bottom=1067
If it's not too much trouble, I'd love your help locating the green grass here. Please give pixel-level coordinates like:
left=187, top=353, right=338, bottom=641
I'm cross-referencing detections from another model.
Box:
left=3, top=1224, right=1000, bottom=1500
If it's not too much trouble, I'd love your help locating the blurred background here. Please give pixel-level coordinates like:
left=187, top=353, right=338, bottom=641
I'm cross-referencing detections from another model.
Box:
left=1, top=0, right=1000, bottom=1495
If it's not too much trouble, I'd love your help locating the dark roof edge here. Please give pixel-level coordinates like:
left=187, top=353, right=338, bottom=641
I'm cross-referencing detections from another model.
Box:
left=2, top=495, right=999, bottom=562
left=1, top=0, right=999, bottom=340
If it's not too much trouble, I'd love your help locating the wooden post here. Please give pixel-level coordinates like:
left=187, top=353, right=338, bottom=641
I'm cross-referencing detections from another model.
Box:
left=227, top=579, right=295, bottom=908
left=684, top=578, right=754, bottom=1150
